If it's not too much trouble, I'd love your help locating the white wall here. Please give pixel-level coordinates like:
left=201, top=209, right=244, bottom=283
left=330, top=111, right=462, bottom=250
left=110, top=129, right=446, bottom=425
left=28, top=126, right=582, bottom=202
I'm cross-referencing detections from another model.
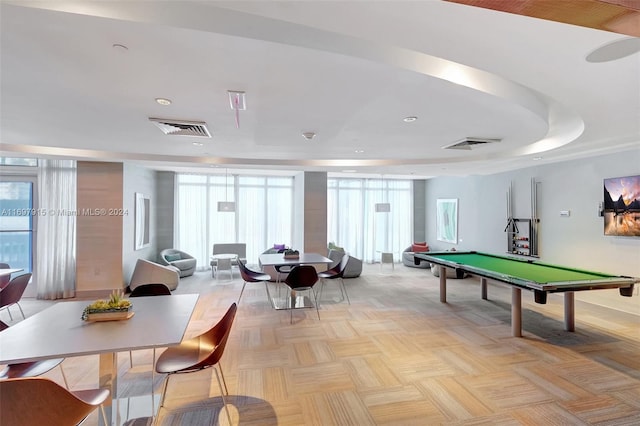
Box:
left=122, top=164, right=158, bottom=285
left=426, top=148, right=640, bottom=314
left=156, top=171, right=175, bottom=252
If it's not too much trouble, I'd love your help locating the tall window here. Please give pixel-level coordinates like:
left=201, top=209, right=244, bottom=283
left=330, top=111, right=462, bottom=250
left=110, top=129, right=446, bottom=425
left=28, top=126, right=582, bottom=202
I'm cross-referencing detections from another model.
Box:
left=175, top=174, right=294, bottom=267
left=0, top=179, right=36, bottom=274
left=328, top=178, right=412, bottom=263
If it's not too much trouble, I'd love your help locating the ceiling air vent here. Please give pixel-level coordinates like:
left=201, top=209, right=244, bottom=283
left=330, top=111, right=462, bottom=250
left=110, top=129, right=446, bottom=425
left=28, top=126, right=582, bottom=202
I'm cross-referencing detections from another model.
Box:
left=149, top=118, right=211, bottom=138
left=443, top=138, right=501, bottom=150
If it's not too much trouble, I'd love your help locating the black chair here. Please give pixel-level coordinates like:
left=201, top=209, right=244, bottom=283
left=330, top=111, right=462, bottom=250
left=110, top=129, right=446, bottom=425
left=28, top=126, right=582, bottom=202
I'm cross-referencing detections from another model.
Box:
left=155, top=303, right=238, bottom=425
left=128, top=283, right=171, bottom=408
left=283, top=265, right=320, bottom=324
left=237, top=260, right=273, bottom=306
left=0, top=321, right=69, bottom=389
left=317, top=253, right=351, bottom=304
left=0, top=273, right=31, bottom=321
left=129, top=283, right=171, bottom=297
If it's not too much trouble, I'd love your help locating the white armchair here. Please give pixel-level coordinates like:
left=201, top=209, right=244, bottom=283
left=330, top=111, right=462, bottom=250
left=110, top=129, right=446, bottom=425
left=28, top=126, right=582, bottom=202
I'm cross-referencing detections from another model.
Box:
left=129, top=259, right=180, bottom=291
left=159, top=249, right=197, bottom=277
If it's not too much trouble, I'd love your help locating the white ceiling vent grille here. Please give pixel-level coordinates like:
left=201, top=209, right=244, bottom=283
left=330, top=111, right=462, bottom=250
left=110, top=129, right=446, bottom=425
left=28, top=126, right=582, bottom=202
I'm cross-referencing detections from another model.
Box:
left=149, top=118, right=211, bottom=138
left=443, top=138, right=501, bottom=150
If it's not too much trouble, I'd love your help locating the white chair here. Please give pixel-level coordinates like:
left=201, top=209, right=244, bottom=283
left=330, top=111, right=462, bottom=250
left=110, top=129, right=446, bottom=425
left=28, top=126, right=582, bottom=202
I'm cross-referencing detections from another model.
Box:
left=380, top=252, right=394, bottom=273
left=214, top=257, right=235, bottom=282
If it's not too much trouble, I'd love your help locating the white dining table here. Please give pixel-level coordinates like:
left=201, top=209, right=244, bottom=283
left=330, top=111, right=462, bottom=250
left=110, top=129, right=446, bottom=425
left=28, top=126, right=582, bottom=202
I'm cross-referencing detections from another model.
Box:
left=258, top=253, right=333, bottom=310
left=0, top=293, right=199, bottom=425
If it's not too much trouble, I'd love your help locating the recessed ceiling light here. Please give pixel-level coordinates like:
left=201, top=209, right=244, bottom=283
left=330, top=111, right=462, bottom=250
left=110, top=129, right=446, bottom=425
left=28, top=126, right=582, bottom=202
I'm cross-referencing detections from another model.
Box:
left=302, top=132, right=316, bottom=140
left=354, top=150, right=364, bottom=153
left=403, top=116, right=417, bottom=122
left=155, top=98, right=172, bottom=106
left=192, top=142, right=204, bottom=147
left=532, top=156, right=543, bottom=161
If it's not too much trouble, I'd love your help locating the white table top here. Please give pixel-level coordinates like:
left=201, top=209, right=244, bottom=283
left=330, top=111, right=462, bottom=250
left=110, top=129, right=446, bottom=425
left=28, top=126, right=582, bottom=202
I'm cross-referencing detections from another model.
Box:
left=0, top=293, right=199, bottom=364
left=0, top=268, right=24, bottom=277
left=259, top=252, right=332, bottom=266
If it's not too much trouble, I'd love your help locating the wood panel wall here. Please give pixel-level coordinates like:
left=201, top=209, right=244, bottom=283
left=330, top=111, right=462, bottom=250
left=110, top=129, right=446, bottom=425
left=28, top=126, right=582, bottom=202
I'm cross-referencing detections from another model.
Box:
left=303, top=172, right=328, bottom=257
left=76, top=161, right=123, bottom=297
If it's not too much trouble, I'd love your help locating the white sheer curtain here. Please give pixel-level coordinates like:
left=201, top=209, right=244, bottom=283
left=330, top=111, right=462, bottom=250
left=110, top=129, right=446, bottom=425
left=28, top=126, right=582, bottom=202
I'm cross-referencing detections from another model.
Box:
left=175, top=175, right=212, bottom=271
left=237, top=176, right=293, bottom=262
left=176, top=174, right=293, bottom=268
left=36, top=159, right=77, bottom=299
left=328, top=178, right=412, bottom=263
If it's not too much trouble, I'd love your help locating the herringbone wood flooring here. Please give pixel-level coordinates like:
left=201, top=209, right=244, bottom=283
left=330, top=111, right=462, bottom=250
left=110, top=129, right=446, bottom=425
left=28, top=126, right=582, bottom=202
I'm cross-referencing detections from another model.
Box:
left=6, top=264, right=639, bottom=425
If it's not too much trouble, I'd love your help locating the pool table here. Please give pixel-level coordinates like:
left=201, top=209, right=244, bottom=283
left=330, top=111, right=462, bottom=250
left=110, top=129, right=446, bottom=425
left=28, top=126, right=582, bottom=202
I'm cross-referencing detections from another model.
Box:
left=415, top=251, right=637, bottom=337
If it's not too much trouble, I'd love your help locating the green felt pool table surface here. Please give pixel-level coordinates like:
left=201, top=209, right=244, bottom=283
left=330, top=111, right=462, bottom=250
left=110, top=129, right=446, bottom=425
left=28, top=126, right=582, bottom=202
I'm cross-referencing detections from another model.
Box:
left=415, top=251, right=637, bottom=336
left=416, top=251, right=637, bottom=293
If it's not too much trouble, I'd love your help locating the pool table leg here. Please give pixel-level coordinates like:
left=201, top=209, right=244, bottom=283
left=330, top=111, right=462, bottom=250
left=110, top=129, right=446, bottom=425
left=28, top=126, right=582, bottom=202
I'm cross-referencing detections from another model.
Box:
left=481, top=277, right=488, bottom=300
left=564, top=292, right=575, bottom=332
left=512, top=287, right=522, bottom=337
left=439, top=266, right=447, bottom=303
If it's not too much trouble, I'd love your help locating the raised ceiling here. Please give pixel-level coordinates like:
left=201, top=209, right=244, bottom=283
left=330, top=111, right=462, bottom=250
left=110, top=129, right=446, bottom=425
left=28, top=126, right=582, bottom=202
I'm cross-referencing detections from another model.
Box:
left=1, top=1, right=638, bottom=177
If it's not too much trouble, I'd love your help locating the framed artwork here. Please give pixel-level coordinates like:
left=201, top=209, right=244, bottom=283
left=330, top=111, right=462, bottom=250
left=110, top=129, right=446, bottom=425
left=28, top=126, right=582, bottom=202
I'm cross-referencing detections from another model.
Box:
left=135, top=192, right=150, bottom=250
left=603, top=174, right=640, bottom=237
left=436, top=198, right=458, bottom=244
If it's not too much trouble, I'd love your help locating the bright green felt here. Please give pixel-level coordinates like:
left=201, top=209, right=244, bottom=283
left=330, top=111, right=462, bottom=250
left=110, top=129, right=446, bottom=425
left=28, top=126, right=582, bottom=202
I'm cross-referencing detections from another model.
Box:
left=428, top=253, right=613, bottom=284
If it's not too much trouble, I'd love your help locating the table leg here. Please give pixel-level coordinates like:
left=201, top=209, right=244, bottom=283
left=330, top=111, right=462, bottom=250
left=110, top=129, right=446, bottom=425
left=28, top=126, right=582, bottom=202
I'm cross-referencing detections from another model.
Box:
left=481, top=277, right=488, bottom=300
left=439, top=266, right=447, bottom=303
left=99, top=352, right=117, bottom=425
left=264, top=281, right=275, bottom=308
left=511, top=287, right=522, bottom=337
left=564, top=292, right=575, bottom=332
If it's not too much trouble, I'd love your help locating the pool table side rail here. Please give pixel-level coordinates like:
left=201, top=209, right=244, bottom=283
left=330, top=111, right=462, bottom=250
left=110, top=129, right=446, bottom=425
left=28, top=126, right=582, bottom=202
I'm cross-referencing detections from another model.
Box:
left=416, top=251, right=638, bottom=293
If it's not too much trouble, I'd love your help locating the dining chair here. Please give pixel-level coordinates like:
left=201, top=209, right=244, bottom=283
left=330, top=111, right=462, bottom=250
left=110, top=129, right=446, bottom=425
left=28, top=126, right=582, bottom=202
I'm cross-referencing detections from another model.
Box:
left=0, top=377, right=109, bottom=426
left=0, top=321, right=69, bottom=388
left=380, top=252, right=395, bottom=273
left=215, top=257, right=235, bottom=282
left=127, top=283, right=171, bottom=409
left=237, top=259, right=273, bottom=306
left=155, top=303, right=238, bottom=425
left=283, top=265, right=320, bottom=324
left=0, top=263, right=11, bottom=289
left=129, top=283, right=172, bottom=297
left=317, top=253, right=351, bottom=305
left=0, top=273, right=32, bottom=321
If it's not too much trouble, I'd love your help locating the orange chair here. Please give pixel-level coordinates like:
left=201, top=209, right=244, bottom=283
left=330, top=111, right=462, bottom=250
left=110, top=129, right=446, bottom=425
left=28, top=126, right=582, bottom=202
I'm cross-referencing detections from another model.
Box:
left=0, top=321, right=69, bottom=388
left=0, top=273, right=31, bottom=320
left=0, top=377, right=109, bottom=426
left=155, top=303, right=237, bottom=425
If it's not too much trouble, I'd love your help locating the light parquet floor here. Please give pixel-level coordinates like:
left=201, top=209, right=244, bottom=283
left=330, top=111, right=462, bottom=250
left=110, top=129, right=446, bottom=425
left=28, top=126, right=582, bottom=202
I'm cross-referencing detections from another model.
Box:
left=5, top=264, right=639, bottom=425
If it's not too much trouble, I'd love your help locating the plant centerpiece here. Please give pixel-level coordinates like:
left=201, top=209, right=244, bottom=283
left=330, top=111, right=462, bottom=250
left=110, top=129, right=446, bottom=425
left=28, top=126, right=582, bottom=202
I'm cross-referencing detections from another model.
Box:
left=283, top=249, right=300, bottom=259
left=82, top=290, right=133, bottom=321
